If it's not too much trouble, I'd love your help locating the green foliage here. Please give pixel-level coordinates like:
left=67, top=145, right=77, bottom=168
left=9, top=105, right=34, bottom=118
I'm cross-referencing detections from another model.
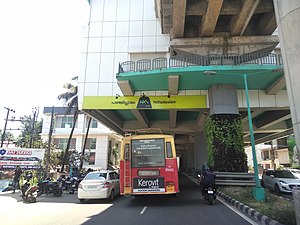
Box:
left=287, top=136, right=296, bottom=164
left=0, top=130, right=15, bottom=143
left=204, top=114, right=247, bottom=172
left=219, top=187, right=296, bottom=225
left=16, top=115, right=44, bottom=148
left=57, top=76, right=79, bottom=173
left=111, top=145, right=120, bottom=166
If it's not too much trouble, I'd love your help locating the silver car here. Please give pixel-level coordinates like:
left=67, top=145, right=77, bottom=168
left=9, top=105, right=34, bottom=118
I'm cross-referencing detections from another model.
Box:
left=78, top=170, right=120, bottom=202
left=261, top=169, right=300, bottom=194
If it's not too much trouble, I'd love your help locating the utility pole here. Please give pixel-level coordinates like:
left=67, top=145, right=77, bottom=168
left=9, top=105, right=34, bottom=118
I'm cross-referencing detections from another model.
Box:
left=45, top=107, right=54, bottom=177
left=29, top=107, right=39, bottom=148
left=1, top=107, right=15, bottom=147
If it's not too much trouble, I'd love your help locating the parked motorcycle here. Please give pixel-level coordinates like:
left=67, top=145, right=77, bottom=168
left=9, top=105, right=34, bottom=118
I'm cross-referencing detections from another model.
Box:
left=37, top=179, right=63, bottom=197
left=21, top=173, right=37, bottom=203
left=58, top=175, right=79, bottom=194
left=68, top=176, right=82, bottom=194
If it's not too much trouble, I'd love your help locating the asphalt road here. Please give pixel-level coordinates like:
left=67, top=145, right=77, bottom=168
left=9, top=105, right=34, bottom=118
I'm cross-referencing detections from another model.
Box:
left=0, top=174, right=258, bottom=225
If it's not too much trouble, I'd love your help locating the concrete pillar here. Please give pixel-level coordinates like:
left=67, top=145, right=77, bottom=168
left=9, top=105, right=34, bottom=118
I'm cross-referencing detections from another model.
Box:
left=208, top=84, right=239, bottom=115
left=187, top=146, right=195, bottom=170
left=274, top=1, right=300, bottom=167
left=292, top=188, right=300, bottom=225
left=194, top=132, right=208, bottom=170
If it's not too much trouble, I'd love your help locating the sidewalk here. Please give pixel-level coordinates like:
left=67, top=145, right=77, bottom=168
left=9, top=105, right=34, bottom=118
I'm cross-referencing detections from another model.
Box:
left=182, top=172, right=285, bottom=225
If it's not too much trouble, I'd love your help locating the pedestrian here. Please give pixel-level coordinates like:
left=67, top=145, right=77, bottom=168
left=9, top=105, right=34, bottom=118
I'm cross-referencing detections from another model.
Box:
left=12, top=165, right=22, bottom=193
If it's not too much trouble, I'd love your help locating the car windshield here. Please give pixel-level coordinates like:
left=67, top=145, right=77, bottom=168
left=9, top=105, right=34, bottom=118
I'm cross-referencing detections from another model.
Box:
left=85, top=173, right=107, bottom=180
left=0, top=180, right=10, bottom=188
left=275, top=170, right=295, bottom=178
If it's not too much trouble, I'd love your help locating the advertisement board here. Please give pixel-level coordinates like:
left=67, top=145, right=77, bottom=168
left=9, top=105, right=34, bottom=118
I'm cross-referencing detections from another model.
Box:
left=132, top=177, right=165, bottom=193
left=83, top=95, right=207, bottom=110
left=0, top=148, right=45, bottom=170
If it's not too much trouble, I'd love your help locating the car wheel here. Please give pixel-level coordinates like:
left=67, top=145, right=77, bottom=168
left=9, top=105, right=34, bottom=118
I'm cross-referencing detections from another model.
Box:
left=108, top=189, right=115, bottom=202
left=274, top=184, right=281, bottom=195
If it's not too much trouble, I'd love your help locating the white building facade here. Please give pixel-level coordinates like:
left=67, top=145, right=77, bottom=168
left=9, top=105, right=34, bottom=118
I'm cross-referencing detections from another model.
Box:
left=41, top=107, right=122, bottom=170
left=78, top=0, right=171, bottom=108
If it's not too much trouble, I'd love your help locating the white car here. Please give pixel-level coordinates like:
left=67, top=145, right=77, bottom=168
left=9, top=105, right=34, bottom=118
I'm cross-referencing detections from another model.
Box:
left=287, top=169, right=300, bottom=179
left=78, top=170, right=120, bottom=202
left=261, top=169, right=300, bottom=194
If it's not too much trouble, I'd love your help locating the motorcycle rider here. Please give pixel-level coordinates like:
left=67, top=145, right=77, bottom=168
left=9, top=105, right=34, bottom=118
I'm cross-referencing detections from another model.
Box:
left=200, top=165, right=216, bottom=197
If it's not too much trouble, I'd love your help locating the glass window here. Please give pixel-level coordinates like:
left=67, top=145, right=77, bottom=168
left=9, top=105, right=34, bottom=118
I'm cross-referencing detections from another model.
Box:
left=275, top=170, right=295, bottom=178
left=109, top=172, right=115, bottom=180
left=166, top=142, right=173, bottom=158
left=131, top=138, right=165, bottom=168
left=61, top=116, right=74, bottom=128
left=91, top=119, right=98, bottom=128
left=89, top=152, right=95, bottom=165
left=85, top=138, right=96, bottom=149
left=125, top=144, right=130, bottom=160
left=54, top=138, right=76, bottom=150
left=85, top=172, right=106, bottom=180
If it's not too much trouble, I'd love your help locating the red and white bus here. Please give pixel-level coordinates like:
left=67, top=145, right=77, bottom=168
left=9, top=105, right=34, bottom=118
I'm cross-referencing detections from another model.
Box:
left=120, top=133, right=179, bottom=196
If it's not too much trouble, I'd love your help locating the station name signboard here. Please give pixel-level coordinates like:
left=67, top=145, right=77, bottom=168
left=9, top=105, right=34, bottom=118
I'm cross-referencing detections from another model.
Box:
left=83, top=95, right=207, bottom=110
left=0, top=148, right=45, bottom=170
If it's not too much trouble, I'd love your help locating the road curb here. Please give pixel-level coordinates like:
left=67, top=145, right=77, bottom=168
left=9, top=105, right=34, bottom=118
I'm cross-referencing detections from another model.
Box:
left=217, top=191, right=285, bottom=225
left=181, top=172, right=285, bottom=225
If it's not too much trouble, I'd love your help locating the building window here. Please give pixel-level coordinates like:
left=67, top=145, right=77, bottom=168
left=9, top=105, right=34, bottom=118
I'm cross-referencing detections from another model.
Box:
left=85, top=138, right=96, bottom=149
left=89, top=152, right=95, bottom=165
left=61, top=116, right=74, bottom=128
left=91, top=119, right=98, bottom=128
left=54, top=138, right=76, bottom=150
left=86, top=118, right=98, bottom=128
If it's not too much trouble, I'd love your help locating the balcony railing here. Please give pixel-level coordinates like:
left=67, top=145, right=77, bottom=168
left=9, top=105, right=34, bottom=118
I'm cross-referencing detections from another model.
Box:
left=118, top=53, right=283, bottom=74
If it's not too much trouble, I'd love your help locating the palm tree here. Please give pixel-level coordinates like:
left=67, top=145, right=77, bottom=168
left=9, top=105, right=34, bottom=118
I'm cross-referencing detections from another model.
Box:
left=79, top=116, right=92, bottom=171
left=57, top=76, right=79, bottom=173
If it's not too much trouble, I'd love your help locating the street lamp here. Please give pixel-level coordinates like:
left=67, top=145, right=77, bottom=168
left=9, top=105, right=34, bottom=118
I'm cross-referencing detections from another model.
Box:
left=204, top=70, right=266, bottom=201
left=1, top=107, right=15, bottom=147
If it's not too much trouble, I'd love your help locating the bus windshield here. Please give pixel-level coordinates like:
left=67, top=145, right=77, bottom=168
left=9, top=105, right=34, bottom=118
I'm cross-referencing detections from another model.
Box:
left=131, top=138, right=165, bottom=168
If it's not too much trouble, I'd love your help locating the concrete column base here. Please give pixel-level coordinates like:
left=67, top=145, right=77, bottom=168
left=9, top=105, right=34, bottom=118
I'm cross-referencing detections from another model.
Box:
left=293, top=187, right=300, bottom=225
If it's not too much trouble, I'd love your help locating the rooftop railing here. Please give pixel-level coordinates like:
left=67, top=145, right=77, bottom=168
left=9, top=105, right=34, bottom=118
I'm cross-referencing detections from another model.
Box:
left=118, top=53, right=283, bottom=74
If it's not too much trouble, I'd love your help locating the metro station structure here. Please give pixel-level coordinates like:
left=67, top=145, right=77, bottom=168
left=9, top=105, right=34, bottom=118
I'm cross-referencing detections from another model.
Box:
left=79, top=0, right=300, bottom=172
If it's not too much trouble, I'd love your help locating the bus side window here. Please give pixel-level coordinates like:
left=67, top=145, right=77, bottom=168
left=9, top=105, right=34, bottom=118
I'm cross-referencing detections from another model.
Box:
left=125, top=143, right=130, bottom=160
left=166, top=142, right=173, bottom=158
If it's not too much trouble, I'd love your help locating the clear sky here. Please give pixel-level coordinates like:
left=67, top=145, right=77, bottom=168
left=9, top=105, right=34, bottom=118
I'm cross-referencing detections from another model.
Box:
left=0, top=0, right=90, bottom=136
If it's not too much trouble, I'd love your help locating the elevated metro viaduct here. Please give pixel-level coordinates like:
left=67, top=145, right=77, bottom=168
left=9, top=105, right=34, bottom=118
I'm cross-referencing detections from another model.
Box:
left=80, top=0, right=300, bottom=170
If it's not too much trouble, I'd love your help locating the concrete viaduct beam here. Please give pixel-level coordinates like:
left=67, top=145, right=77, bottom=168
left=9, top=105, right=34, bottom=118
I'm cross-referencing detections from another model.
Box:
left=230, top=0, right=261, bottom=36
left=199, top=0, right=223, bottom=37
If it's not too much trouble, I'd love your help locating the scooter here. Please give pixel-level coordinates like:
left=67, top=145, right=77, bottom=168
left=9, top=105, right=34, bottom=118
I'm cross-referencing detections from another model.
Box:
left=21, top=173, right=38, bottom=203
left=204, top=186, right=216, bottom=205
left=198, top=174, right=216, bottom=205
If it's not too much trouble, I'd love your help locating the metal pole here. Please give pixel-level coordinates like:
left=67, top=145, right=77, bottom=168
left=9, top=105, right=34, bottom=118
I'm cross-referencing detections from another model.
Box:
left=1, top=107, right=14, bottom=147
left=243, top=74, right=265, bottom=201
left=29, top=107, right=39, bottom=148
left=45, top=107, right=54, bottom=177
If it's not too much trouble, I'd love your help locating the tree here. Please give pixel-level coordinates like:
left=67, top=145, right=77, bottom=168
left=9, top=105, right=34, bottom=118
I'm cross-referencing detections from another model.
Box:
left=0, top=130, right=15, bottom=144
left=16, top=115, right=43, bottom=148
left=111, top=144, right=119, bottom=166
left=57, top=76, right=79, bottom=173
left=79, top=116, right=92, bottom=171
